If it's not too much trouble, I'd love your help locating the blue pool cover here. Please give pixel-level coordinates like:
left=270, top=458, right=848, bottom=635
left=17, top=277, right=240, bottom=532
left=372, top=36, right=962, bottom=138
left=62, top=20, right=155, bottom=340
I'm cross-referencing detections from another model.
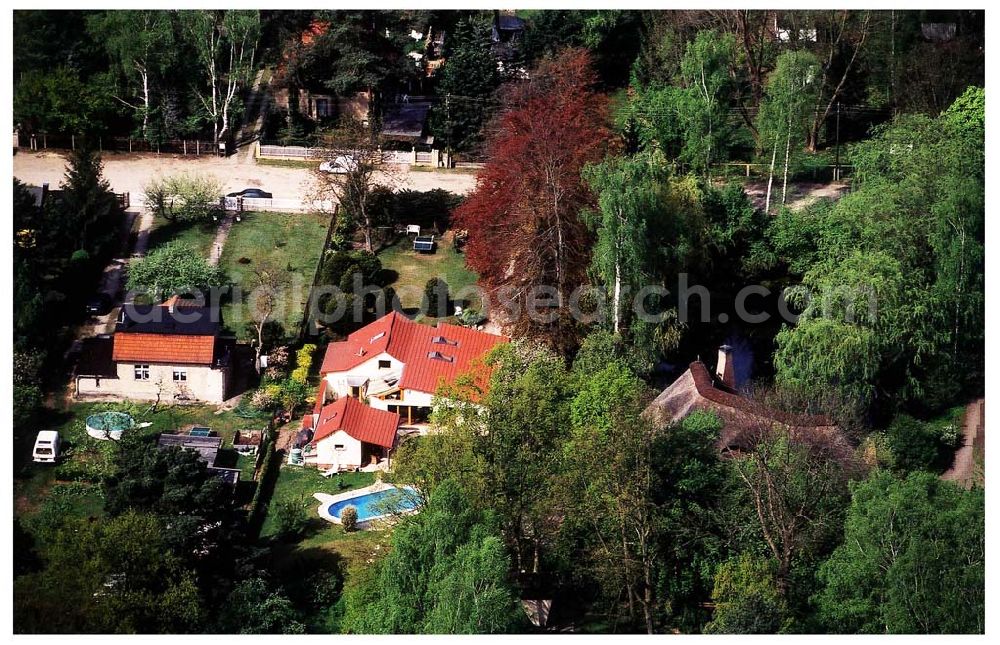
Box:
left=327, top=488, right=420, bottom=521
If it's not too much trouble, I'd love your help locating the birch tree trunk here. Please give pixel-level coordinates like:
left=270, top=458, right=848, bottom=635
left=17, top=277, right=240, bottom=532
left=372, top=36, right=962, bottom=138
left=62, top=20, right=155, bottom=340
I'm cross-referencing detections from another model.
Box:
left=139, top=65, right=149, bottom=139
left=781, top=115, right=792, bottom=205
left=764, top=133, right=779, bottom=214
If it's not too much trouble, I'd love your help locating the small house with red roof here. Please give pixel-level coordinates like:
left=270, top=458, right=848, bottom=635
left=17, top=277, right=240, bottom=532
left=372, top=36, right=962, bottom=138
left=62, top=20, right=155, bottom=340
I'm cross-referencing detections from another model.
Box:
left=316, top=311, right=509, bottom=427
left=300, top=396, right=401, bottom=470
left=75, top=297, right=234, bottom=403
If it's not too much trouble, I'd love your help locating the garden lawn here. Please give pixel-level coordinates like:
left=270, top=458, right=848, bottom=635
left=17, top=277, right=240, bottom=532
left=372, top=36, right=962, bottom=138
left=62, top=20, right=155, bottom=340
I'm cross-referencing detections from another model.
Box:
left=217, top=210, right=331, bottom=340
left=260, top=465, right=374, bottom=539
left=14, top=402, right=268, bottom=519
left=377, top=233, right=481, bottom=316
left=146, top=217, right=219, bottom=257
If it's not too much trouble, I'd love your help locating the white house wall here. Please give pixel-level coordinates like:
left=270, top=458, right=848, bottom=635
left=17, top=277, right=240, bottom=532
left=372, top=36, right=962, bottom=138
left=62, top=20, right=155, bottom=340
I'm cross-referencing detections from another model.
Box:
left=311, top=429, right=363, bottom=468
left=77, top=363, right=227, bottom=403
left=323, top=351, right=400, bottom=398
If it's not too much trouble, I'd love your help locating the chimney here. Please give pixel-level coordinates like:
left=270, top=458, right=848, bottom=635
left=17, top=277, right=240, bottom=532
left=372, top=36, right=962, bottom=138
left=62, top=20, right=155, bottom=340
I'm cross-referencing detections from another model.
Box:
left=716, top=345, right=735, bottom=389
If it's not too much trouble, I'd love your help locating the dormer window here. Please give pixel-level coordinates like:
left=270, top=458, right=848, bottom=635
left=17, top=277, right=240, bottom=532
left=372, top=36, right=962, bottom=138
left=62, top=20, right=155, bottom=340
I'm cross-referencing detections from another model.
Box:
left=370, top=331, right=386, bottom=343
left=431, top=335, right=458, bottom=346
left=427, top=351, right=454, bottom=362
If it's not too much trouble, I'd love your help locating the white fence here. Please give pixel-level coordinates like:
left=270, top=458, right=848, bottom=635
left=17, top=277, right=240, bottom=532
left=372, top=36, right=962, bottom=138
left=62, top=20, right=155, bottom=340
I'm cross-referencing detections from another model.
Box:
left=223, top=196, right=334, bottom=213
left=254, top=142, right=449, bottom=168
left=258, top=144, right=318, bottom=159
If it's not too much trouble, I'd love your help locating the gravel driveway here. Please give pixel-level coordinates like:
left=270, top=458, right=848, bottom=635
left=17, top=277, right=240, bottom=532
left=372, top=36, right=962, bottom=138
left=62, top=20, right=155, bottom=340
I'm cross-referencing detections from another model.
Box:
left=13, top=150, right=479, bottom=202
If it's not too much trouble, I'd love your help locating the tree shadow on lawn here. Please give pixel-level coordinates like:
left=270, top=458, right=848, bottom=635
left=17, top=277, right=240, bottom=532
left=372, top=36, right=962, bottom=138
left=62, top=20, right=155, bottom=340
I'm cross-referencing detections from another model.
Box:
left=146, top=219, right=218, bottom=255
left=374, top=268, right=399, bottom=285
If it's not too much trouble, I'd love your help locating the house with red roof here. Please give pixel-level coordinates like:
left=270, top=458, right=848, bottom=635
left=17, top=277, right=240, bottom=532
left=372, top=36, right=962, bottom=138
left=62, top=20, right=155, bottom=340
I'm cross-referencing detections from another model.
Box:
left=316, top=311, right=508, bottom=427
left=75, top=297, right=234, bottom=403
left=294, top=312, right=507, bottom=470
left=300, top=396, right=401, bottom=470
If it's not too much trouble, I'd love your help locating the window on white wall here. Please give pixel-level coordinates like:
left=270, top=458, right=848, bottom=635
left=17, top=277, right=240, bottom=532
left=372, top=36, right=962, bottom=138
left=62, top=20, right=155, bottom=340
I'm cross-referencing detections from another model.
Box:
left=378, top=359, right=391, bottom=369
left=173, top=370, right=187, bottom=382
left=334, top=444, right=345, bottom=451
left=134, top=364, right=150, bottom=380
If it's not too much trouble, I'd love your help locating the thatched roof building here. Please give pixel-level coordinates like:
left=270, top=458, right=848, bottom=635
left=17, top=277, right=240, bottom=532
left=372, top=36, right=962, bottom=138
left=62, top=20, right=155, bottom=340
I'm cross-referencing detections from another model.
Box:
left=644, top=348, right=851, bottom=458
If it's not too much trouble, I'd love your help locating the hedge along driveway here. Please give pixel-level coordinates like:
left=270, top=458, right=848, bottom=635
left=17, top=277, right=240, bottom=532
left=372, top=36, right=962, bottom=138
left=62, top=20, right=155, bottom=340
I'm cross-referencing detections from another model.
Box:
left=217, top=210, right=332, bottom=340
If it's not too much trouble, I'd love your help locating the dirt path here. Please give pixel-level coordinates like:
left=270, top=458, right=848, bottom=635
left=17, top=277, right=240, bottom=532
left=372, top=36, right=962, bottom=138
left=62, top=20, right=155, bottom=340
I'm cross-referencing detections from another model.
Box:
left=208, top=214, right=235, bottom=266
left=942, top=399, right=984, bottom=488
left=742, top=180, right=849, bottom=212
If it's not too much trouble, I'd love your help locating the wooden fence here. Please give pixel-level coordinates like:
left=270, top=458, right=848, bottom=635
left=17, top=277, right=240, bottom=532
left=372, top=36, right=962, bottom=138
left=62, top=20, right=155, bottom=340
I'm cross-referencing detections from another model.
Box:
left=16, top=132, right=221, bottom=156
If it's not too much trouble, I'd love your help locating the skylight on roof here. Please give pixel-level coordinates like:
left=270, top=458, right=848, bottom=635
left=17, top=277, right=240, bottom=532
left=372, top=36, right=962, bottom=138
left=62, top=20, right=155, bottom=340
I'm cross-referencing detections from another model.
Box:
left=431, top=335, right=458, bottom=346
left=427, top=351, right=454, bottom=362
left=370, top=331, right=386, bottom=343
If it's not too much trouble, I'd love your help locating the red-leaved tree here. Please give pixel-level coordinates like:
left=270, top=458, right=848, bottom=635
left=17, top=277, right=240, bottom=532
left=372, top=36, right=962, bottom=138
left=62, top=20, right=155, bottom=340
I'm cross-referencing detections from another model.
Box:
left=454, top=48, right=612, bottom=353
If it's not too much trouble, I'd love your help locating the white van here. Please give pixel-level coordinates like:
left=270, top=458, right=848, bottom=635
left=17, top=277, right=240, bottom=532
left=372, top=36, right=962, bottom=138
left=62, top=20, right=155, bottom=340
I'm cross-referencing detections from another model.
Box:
left=32, top=431, right=61, bottom=463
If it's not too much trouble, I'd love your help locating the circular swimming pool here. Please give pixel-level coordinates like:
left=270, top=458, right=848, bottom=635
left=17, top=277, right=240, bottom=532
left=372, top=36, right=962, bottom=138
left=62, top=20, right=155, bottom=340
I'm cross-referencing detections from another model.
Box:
left=86, top=411, right=135, bottom=441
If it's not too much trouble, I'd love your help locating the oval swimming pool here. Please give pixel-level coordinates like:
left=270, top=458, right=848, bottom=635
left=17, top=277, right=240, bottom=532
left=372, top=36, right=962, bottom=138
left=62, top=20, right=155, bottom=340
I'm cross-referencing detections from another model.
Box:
left=326, top=487, right=420, bottom=522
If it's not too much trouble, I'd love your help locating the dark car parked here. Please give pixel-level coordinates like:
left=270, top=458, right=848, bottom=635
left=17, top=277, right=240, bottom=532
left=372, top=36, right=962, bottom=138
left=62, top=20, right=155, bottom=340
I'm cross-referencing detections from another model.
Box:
left=226, top=188, right=273, bottom=199
left=85, top=293, right=114, bottom=316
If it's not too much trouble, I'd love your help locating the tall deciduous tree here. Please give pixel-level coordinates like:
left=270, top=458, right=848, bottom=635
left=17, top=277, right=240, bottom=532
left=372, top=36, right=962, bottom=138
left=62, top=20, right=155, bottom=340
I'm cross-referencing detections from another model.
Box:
left=723, top=427, right=856, bottom=600
left=310, top=120, right=389, bottom=252
left=582, top=152, right=665, bottom=335
left=182, top=10, right=261, bottom=145
left=246, top=262, right=290, bottom=374
left=676, top=29, right=737, bottom=174
left=340, top=480, right=523, bottom=633
left=816, top=471, right=984, bottom=633
left=454, top=48, right=611, bottom=352
left=757, top=50, right=821, bottom=212
left=87, top=10, right=175, bottom=140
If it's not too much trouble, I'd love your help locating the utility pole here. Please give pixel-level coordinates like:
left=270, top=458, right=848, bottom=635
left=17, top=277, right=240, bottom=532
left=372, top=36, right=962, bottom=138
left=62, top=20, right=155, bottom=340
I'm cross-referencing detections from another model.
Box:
left=834, top=101, right=841, bottom=181
left=445, top=93, right=452, bottom=167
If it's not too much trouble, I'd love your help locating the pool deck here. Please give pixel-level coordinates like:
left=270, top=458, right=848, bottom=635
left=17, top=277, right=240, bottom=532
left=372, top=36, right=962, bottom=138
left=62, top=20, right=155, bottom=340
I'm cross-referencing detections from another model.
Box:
left=313, top=481, right=399, bottom=528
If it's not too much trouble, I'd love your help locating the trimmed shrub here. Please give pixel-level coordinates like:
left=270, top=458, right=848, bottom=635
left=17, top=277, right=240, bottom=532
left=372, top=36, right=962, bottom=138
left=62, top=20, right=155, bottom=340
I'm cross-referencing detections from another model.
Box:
left=423, top=277, right=450, bottom=317
left=341, top=505, right=358, bottom=532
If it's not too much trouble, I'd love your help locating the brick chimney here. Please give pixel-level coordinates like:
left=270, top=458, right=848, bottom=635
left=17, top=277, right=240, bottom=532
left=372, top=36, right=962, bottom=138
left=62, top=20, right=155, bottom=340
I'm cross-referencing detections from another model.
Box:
left=716, top=345, right=735, bottom=389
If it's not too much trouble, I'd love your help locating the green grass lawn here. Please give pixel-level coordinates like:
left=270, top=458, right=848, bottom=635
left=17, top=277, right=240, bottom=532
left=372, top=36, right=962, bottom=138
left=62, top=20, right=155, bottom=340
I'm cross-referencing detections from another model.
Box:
left=377, top=233, right=481, bottom=316
left=260, top=465, right=374, bottom=539
left=218, top=210, right=331, bottom=340
left=255, top=157, right=322, bottom=170
left=146, top=217, right=219, bottom=257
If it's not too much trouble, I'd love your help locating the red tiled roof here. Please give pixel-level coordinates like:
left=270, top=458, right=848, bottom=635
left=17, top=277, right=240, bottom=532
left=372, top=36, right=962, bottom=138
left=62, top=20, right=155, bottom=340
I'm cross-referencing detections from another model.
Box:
left=112, top=333, right=216, bottom=365
left=319, top=311, right=509, bottom=395
left=313, top=380, right=328, bottom=414
left=311, top=397, right=400, bottom=448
